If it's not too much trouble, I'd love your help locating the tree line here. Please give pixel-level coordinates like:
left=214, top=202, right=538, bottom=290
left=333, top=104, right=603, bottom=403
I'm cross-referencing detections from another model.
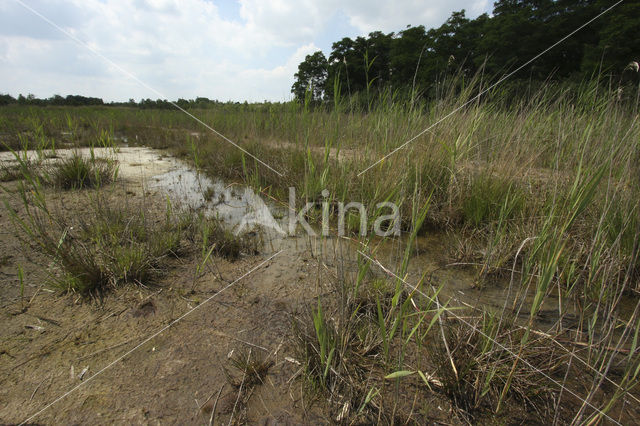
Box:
left=0, top=94, right=265, bottom=109
left=292, top=0, right=640, bottom=103
left=0, top=93, right=105, bottom=107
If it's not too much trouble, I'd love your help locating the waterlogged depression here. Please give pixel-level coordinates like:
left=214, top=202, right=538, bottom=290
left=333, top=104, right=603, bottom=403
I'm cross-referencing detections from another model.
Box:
left=0, top=146, right=287, bottom=236
left=149, top=168, right=287, bottom=237
left=3, top=145, right=636, bottom=424
left=0, top=146, right=590, bottom=326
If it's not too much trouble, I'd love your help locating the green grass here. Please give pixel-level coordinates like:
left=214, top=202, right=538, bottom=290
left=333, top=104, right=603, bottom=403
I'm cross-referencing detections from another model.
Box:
left=5, top=183, right=253, bottom=295
left=9, top=195, right=185, bottom=294
left=461, top=175, right=525, bottom=227
left=1, top=74, right=639, bottom=421
left=49, top=153, right=115, bottom=189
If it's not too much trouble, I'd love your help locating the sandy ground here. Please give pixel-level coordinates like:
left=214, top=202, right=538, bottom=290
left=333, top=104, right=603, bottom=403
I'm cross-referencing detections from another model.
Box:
left=0, top=165, right=332, bottom=424
left=4, top=147, right=635, bottom=424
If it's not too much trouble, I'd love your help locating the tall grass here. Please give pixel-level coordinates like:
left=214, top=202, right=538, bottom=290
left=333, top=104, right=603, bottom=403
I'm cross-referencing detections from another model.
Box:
left=2, top=73, right=639, bottom=420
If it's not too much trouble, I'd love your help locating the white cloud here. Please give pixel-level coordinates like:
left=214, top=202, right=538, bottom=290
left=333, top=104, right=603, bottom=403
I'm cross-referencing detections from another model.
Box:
left=0, top=0, right=492, bottom=102
left=235, top=43, right=320, bottom=101
left=339, top=0, right=491, bottom=34
left=239, top=0, right=336, bottom=45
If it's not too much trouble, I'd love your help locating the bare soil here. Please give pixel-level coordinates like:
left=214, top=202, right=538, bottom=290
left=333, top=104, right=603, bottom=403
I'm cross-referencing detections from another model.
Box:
left=0, top=177, right=332, bottom=424
left=3, top=148, right=621, bottom=425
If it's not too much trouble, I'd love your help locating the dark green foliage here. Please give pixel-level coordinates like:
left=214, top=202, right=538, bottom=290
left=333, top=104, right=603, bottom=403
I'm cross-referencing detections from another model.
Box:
left=12, top=94, right=103, bottom=106
left=292, top=1, right=640, bottom=103
left=0, top=93, right=15, bottom=106
left=291, top=51, right=329, bottom=103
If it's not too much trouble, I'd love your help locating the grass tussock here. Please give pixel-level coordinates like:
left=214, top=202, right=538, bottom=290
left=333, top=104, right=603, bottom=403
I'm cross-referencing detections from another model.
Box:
left=190, top=212, right=255, bottom=261
left=293, top=257, right=636, bottom=423
left=293, top=299, right=384, bottom=422
left=5, top=185, right=254, bottom=295
left=0, top=163, right=23, bottom=182
left=294, top=199, right=638, bottom=423
left=212, top=349, right=274, bottom=423
left=3, top=149, right=117, bottom=190
left=10, top=195, right=184, bottom=294
left=49, top=153, right=115, bottom=189
left=227, top=349, right=274, bottom=388
left=427, top=314, right=565, bottom=416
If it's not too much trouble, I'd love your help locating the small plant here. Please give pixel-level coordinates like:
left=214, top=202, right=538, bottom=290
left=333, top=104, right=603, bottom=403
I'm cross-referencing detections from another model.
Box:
left=202, top=185, right=215, bottom=201
left=48, top=152, right=115, bottom=189
left=293, top=291, right=385, bottom=419
left=0, top=164, right=23, bottom=182
left=461, top=175, right=524, bottom=227
left=7, top=188, right=185, bottom=294
left=198, top=214, right=253, bottom=260
left=228, top=349, right=273, bottom=388
left=425, top=312, right=564, bottom=416
left=217, top=348, right=274, bottom=423
left=4, top=145, right=116, bottom=190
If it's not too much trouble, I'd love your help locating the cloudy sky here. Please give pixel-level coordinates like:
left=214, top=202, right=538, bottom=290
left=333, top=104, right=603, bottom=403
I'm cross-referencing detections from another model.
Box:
left=0, top=0, right=492, bottom=102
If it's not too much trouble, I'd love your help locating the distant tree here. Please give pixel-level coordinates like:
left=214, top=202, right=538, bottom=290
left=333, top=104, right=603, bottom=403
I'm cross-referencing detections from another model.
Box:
left=425, top=10, right=489, bottom=78
left=327, top=37, right=357, bottom=97
left=65, top=95, right=103, bottom=106
left=298, top=0, right=634, bottom=102
left=176, top=98, right=190, bottom=109
left=195, top=97, right=213, bottom=108
left=480, top=1, right=550, bottom=78
left=0, top=94, right=16, bottom=105
left=480, top=0, right=612, bottom=80
left=291, top=51, right=328, bottom=103
left=364, top=31, right=394, bottom=87
left=325, top=32, right=394, bottom=102
left=50, top=94, right=65, bottom=105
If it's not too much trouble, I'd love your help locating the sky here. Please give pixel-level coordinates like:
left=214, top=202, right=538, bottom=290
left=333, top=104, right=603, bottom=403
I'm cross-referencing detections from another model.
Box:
left=0, top=0, right=493, bottom=102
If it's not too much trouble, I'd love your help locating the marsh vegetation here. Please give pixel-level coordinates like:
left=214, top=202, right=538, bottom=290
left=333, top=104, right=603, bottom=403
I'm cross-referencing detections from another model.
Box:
left=1, top=73, right=639, bottom=424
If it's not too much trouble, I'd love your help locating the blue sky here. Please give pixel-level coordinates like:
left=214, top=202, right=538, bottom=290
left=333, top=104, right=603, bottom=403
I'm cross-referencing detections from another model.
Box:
left=0, top=0, right=493, bottom=102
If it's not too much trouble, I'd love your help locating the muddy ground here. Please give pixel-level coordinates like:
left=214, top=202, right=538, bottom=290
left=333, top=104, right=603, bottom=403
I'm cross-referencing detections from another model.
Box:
left=0, top=173, right=335, bottom=424
left=0, top=160, right=461, bottom=424
left=4, top=148, right=636, bottom=425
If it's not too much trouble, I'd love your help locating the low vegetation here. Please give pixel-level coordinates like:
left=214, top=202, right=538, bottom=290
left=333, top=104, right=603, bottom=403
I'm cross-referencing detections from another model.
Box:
left=3, top=156, right=254, bottom=295
left=48, top=153, right=115, bottom=189
left=1, top=71, right=639, bottom=421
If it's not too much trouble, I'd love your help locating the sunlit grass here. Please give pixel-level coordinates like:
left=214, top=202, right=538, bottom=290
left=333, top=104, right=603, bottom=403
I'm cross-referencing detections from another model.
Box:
left=1, top=75, right=639, bottom=421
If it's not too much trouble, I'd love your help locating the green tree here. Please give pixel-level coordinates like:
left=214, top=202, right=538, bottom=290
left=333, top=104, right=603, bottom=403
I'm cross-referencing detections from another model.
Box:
left=0, top=94, right=15, bottom=105
left=291, top=0, right=640, bottom=103
left=291, top=51, right=328, bottom=103
left=425, top=11, right=489, bottom=80
left=390, top=26, right=431, bottom=89
left=580, top=0, right=640, bottom=78
left=326, top=32, right=394, bottom=101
